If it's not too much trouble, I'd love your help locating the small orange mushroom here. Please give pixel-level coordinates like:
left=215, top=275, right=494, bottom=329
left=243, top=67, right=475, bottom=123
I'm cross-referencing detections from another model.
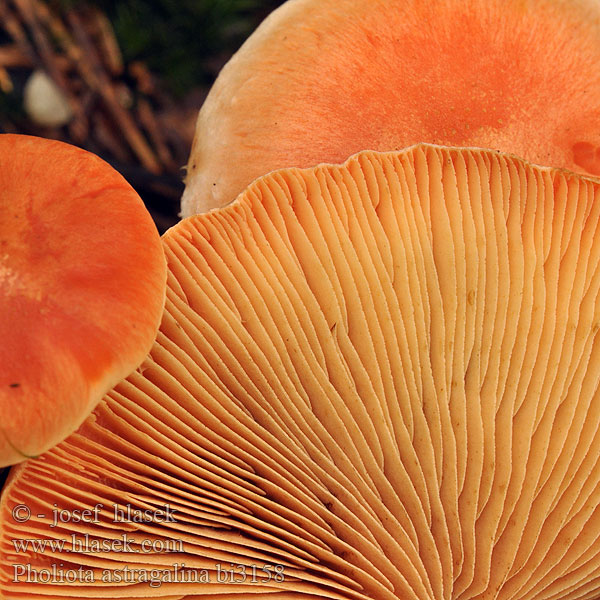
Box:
left=182, top=0, right=600, bottom=216
left=0, top=134, right=167, bottom=467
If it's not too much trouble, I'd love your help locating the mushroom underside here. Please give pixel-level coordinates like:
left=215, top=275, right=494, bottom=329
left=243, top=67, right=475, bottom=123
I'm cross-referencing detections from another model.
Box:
left=2, top=145, right=600, bottom=600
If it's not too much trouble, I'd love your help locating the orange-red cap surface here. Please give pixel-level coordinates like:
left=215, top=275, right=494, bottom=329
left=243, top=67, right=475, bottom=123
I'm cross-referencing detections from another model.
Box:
left=0, top=134, right=166, bottom=467
left=182, top=0, right=600, bottom=215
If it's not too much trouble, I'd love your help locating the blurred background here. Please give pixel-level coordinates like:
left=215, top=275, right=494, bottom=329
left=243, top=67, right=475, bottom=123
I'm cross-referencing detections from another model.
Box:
left=0, top=0, right=283, bottom=233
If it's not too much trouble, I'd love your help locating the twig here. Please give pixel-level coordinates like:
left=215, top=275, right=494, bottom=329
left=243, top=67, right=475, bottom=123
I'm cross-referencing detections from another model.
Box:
left=0, top=67, right=12, bottom=92
left=0, top=44, right=32, bottom=68
left=137, top=97, right=177, bottom=171
left=90, top=9, right=123, bottom=76
left=65, top=8, right=161, bottom=173
left=0, top=2, right=38, bottom=67
left=12, top=0, right=69, bottom=94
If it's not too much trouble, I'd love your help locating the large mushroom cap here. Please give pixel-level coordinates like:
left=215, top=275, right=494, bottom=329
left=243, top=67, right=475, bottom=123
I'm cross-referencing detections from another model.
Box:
left=3, top=145, right=600, bottom=599
left=182, top=0, right=600, bottom=216
left=0, top=134, right=167, bottom=467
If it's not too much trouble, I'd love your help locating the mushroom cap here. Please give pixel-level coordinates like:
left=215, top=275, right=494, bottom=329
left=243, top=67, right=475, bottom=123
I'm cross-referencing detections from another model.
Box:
left=3, top=144, right=600, bottom=599
left=182, top=0, right=600, bottom=216
left=0, top=134, right=166, bottom=467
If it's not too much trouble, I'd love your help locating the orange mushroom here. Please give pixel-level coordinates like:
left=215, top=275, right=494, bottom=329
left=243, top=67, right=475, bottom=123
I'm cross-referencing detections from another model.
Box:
left=0, top=134, right=167, bottom=467
left=3, top=145, right=600, bottom=599
left=182, top=0, right=600, bottom=216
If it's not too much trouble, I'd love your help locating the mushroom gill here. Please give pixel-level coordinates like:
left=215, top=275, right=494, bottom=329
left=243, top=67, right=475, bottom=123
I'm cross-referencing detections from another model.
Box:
left=2, top=144, right=600, bottom=600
